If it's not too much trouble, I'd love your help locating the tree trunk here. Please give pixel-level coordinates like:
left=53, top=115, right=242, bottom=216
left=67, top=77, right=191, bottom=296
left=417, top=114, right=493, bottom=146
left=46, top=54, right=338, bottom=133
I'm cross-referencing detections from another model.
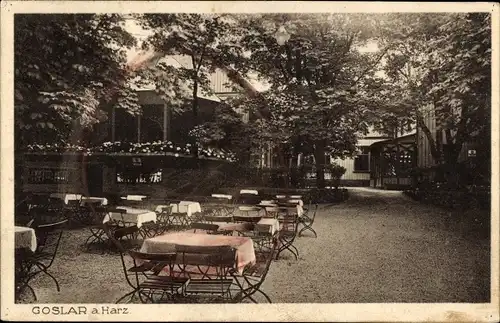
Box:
left=416, top=110, right=442, bottom=164
left=191, top=78, right=199, bottom=158
left=314, top=140, right=326, bottom=189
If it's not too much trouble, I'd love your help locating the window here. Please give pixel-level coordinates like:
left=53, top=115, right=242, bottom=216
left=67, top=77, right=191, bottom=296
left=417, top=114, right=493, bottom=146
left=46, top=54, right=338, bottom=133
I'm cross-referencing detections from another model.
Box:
left=27, top=168, right=73, bottom=184
left=354, top=146, right=370, bottom=172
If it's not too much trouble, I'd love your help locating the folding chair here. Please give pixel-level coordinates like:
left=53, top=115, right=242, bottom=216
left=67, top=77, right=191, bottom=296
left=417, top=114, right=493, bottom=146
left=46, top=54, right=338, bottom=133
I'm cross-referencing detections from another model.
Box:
left=74, top=201, right=102, bottom=226
left=103, top=223, right=188, bottom=304
left=233, top=216, right=262, bottom=224
left=175, top=245, right=238, bottom=303
left=202, top=215, right=233, bottom=223
left=298, top=203, right=318, bottom=238
left=169, top=211, right=191, bottom=231
left=83, top=206, right=110, bottom=251
left=238, top=205, right=262, bottom=217
left=233, top=235, right=277, bottom=303
left=144, top=205, right=173, bottom=237
left=264, top=206, right=288, bottom=219
left=276, top=213, right=299, bottom=260
left=18, top=219, right=68, bottom=301
left=125, top=250, right=190, bottom=303
left=28, top=207, right=66, bottom=228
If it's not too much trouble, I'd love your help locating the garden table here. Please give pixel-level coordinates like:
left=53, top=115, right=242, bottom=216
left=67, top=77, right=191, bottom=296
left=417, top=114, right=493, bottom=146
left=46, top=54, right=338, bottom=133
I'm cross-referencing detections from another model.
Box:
left=121, top=195, right=148, bottom=201
left=102, top=206, right=156, bottom=228
left=155, top=201, right=202, bottom=217
left=50, top=193, right=108, bottom=206
left=140, top=232, right=256, bottom=274
left=276, top=204, right=304, bottom=217
left=211, top=194, right=233, bottom=200
left=255, top=218, right=280, bottom=235
left=240, top=189, right=259, bottom=195
left=276, top=195, right=302, bottom=200
left=213, top=218, right=279, bottom=236
left=154, top=201, right=202, bottom=228
left=80, top=197, right=108, bottom=206
left=15, top=226, right=37, bottom=251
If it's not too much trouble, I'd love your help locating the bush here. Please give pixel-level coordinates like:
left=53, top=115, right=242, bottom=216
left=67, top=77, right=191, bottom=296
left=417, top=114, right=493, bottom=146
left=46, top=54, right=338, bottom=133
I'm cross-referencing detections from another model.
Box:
left=404, top=183, right=490, bottom=210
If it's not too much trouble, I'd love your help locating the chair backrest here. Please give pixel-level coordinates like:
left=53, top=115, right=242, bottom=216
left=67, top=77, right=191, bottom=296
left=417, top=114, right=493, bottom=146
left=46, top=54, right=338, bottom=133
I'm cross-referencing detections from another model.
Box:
left=153, top=205, right=171, bottom=226
left=251, top=236, right=277, bottom=279
left=176, top=244, right=236, bottom=269
left=175, top=245, right=236, bottom=294
left=158, top=205, right=173, bottom=214
left=233, top=216, right=261, bottom=224
left=191, top=222, right=220, bottom=234
left=88, top=205, right=108, bottom=225
left=238, top=205, right=261, bottom=212
left=105, top=207, right=127, bottom=224
left=203, top=215, right=232, bottom=223
left=34, top=219, right=68, bottom=268
left=103, top=220, right=140, bottom=253
left=29, top=207, right=66, bottom=227
left=264, top=206, right=288, bottom=218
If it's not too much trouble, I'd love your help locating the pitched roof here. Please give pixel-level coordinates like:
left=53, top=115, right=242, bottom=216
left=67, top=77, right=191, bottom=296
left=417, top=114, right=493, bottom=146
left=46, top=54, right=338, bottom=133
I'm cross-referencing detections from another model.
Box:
left=126, top=50, right=267, bottom=102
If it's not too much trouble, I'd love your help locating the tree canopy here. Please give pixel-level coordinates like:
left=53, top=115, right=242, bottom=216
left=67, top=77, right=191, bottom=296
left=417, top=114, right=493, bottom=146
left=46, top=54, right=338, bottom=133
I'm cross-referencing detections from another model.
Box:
left=15, top=13, right=492, bottom=188
left=15, top=14, right=140, bottom=147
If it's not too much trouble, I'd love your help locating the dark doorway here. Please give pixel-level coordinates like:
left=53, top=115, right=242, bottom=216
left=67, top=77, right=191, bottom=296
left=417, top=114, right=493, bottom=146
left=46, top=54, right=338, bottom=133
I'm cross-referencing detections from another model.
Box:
left=86, top=163, right=103, bottom=196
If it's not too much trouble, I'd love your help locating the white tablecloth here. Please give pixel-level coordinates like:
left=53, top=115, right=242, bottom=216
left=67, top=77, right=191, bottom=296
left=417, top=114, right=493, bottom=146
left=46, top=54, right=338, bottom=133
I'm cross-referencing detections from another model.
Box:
left=255, top=218, right=280, bottom=235
left=49, top=193, right=108, bottom=205
left=211, top=194, right=233, bottom=200
left=155, top=201, right=202, bottom=217
left=80, top=197, right=108, bottom=206
left=103, top=206, right=156, bottom=228
left=15, top=226, right=37, bottom=251
left=240, top=189, right=259, bottom=195
left=121, top=195, right=148, bottom=201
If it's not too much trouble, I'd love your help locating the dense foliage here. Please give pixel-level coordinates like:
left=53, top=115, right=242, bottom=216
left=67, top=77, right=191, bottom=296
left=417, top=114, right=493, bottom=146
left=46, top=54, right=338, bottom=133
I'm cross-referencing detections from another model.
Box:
left=15, top=14, right=141, bottom=147
left=15, top=13, right=491, bottom=189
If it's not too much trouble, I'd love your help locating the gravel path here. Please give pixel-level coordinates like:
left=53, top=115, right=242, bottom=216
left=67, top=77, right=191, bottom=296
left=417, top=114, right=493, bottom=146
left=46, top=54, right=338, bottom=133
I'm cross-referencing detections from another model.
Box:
left=26, top=188, right=490, bottom=303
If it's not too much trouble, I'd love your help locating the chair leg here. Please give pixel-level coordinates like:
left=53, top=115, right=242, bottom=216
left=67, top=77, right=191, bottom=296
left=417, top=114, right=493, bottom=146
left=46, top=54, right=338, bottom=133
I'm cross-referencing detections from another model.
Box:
left=256, top=289, right=272, bottom=303
left=35, top=262, right=60, bottom=291
left=116, top=290, right=137, bottom=304
left=277, top=238, right=298, bottom=260
left=298, top=222, right=317, bottom=238
left=44, top=270, right=61, bottom=292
